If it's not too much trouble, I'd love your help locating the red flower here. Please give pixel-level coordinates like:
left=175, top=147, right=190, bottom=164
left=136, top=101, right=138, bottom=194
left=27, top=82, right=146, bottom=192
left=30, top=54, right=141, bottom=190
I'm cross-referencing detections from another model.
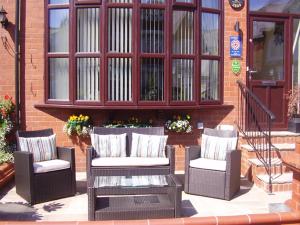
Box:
left=1, top=108, right=6, bottom=118
left=4, top=95, right=10, bottom=100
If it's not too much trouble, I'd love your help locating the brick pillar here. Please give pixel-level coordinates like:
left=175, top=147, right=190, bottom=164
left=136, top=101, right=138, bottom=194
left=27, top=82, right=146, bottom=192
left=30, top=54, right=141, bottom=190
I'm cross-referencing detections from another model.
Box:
left=282, top=151, right=300, bottom=211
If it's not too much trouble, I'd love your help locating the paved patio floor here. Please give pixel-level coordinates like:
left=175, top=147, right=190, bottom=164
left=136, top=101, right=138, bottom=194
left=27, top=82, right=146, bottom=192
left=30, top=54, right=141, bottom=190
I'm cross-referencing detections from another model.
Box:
left=0, top=173, right=292, bottom=221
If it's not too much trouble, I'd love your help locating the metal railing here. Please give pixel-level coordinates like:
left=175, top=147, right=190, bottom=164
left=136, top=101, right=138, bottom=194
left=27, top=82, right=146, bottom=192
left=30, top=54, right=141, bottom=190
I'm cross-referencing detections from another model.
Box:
left=237, top=80, right=276, bottom=192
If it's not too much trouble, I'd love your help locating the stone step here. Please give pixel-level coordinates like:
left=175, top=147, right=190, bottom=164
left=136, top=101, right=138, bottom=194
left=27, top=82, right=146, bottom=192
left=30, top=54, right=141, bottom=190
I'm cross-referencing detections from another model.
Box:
left=239, top=131, right=300, bottom=138
left=247, top=157, right=290, bottom=177
left=254, top=172, right=293, bottom=192
left=248, top=158, right=282, bottom=167
left=257, top=173, right=293, bottom=184
left=240, top=143, right=295, bottom=152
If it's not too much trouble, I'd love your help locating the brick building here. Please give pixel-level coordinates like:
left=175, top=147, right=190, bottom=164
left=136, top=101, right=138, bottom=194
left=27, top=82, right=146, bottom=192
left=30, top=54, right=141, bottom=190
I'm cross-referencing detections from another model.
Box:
left=0, top=0, right=299, bottom=179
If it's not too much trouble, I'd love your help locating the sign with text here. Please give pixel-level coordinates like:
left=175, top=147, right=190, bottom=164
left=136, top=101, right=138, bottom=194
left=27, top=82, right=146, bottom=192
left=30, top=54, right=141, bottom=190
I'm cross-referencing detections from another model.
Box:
left=230, top=36, right=242, bottom=58
left=231, top=60, right=241, bottom=75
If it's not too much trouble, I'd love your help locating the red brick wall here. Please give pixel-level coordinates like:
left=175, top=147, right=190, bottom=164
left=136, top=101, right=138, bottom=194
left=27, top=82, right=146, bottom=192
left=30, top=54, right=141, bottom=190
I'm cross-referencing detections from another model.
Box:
left=0, top=1, right=16, bottom=99
left=0, top=0, right=248, bottom=171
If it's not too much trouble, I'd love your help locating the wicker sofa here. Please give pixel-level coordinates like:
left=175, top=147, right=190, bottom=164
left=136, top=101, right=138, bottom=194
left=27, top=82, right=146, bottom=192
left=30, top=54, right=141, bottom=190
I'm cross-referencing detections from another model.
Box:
left=14, top=129, right=76, bottom=205
left=86, top=127, right=175, bottom=181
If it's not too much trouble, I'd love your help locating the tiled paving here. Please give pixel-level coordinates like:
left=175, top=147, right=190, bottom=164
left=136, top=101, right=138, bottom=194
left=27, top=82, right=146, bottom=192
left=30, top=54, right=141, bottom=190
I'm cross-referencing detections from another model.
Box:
left=0, top=173, right=292, bottom=221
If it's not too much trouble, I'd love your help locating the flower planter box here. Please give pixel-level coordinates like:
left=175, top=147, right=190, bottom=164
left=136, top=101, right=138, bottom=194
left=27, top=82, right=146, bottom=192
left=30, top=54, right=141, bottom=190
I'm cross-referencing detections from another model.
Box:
left=288, top=118, right=300, bottom=133
left=0, top=162, right=14, bottom=189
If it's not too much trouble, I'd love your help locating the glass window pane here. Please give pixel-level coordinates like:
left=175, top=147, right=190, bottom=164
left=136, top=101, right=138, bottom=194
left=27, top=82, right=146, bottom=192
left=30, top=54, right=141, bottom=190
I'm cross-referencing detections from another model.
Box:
left=49, top=0, right=69, bottom=4
left=49, top=58, right=69, bottom=100
left=49, top=9, right=69, bottom=52
left=141, top=0, right=164, bottom=3
left=77, top=8, right=100, bottom=53
left=249, top=0, right=300, bottom=13
left=202, top=13, right=219, bottom=56
left=108, top=58, right=132, bottom=101
left=140, top=58, right=164, bottom=101
left=293, top=19, right=300, bottom=88
left=108, top=8, right=132, bottom=53
left=252, top=21, right=284, bottom=81
left=108, top=0, right=132, bottom=3
left=77, top=58, right=100, bottom=101
left=172, top=59, right=194, bottom=101
left=201, top=60, right=219, bottom=101
left=173, top=11, right=194, bottom=54
left=141, top=9, right=164, bottom=53
left=202, top=0, right=219, bottom=9
left=175, top=0, right=193, bottom=3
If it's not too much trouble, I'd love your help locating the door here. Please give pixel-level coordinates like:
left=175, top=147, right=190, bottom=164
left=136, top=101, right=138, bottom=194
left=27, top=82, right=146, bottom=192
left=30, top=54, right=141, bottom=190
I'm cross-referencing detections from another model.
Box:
left=248, top=17, right=288, bottom=129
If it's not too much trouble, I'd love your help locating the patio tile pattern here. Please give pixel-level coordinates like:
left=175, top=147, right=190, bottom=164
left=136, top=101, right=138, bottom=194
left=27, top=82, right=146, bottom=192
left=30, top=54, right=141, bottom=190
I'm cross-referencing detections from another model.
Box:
left=0, top=173, right=294, bottom=222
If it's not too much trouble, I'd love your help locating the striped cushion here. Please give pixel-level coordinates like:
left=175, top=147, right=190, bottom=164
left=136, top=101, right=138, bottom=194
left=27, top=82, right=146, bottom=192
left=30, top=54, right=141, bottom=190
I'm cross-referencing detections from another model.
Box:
left=91, top=133, right=126, bottom=157
left=200, top=134, right=237, bottom=161
left=130, top=133, right=167, bottom=158
left=19, top=134, right=57, bottom=162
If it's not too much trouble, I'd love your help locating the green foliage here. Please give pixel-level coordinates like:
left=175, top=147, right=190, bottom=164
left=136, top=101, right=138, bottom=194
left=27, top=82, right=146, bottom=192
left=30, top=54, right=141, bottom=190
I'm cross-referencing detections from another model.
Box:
left=104, top=117, right=153, bottom=128
left=0, top=149, right=13, bottom=164
left=165, top=114, right=192, bottom=133
left=63, top=114, right=92, bottom=137
left=0, top=95, right=15, bottom=164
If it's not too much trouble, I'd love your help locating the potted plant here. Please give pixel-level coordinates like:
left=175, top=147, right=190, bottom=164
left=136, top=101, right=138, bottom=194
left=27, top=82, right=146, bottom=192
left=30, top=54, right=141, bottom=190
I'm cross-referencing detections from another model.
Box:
left=165, top=114, right=193, bottom=134
left=287, top=88, right=300, bottom=133
left=0, top=95, right=15, bottom=188
left=103, top=117, right=153, bottom=128
left=63, top=114, right=92, bottom=137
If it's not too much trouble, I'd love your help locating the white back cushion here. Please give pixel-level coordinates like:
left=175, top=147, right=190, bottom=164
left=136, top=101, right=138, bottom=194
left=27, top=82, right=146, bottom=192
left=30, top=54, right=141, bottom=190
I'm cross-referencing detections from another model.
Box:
left=130, top=133, right=167, bottom=158
left=91, top=133, right=126, bottom=157
left=19, top=134, right=57, bottom=162
left=201, top=134, right=237, bottom=161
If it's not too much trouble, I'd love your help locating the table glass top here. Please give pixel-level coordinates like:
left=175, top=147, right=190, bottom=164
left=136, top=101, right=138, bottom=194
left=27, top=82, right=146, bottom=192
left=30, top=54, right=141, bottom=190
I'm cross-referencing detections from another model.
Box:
left=93, top=175, right=169, bottom=188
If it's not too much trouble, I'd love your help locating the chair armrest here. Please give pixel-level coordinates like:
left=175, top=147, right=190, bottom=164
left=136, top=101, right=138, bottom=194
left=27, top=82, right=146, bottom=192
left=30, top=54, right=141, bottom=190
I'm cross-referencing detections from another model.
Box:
left=86, top=146, right=95, bottom=179
left=57, top=147, right=76, bottom=195
left=57, top=147, right=75, bottom=171
left=166, top=145, right=175, bottom=174
left=185, top=145, right=201, bottom=162
left=14, top=151, right=34, bottom=202
left=225, top=150, right=241, bottom=200
left=14, top=151, right=34, bottom=175
left=225, top=149, right=241, bottom=171
left=184, top=145, right=201, bottom=193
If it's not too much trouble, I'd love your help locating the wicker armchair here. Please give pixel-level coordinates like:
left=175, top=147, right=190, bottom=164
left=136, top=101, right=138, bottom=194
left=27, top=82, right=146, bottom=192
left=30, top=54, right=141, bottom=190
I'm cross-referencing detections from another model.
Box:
left=184, top=128, right=241, bottom=200
left=14, top=129, right=76, bottom=205
left=87, top=127, right=175, bottom=183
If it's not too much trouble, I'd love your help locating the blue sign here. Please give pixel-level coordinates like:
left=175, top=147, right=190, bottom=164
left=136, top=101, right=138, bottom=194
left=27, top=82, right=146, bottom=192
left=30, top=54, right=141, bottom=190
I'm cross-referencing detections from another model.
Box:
left=230, top=36, right=242, bottom=58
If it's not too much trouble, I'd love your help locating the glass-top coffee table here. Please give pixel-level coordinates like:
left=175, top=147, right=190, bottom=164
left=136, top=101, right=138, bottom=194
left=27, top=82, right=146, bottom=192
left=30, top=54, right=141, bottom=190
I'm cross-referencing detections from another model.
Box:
left=87, top=175, right=182, bottom=220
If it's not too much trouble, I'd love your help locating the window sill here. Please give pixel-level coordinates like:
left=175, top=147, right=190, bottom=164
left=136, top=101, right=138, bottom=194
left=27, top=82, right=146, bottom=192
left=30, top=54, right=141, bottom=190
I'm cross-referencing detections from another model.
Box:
left=34, top=103, right=234, bottom=110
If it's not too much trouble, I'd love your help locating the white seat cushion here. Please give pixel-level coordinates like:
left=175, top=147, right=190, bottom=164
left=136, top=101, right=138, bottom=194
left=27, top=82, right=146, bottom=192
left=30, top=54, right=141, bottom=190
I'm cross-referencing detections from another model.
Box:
left=33, top=159, right=70, bottom=174
left=190, top=158, right=226, bottom=171
left=91, top=157, right=169, bottom=167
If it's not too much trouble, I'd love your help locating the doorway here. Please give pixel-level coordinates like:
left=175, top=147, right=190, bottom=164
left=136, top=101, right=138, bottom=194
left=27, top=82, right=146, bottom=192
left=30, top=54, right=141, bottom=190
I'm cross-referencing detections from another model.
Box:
left=248, top=17, right=288, bottom=129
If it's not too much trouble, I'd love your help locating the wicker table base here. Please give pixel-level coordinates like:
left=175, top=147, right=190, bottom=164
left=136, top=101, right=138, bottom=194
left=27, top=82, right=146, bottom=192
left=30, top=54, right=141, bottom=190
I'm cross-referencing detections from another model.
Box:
left=88, top=175, right=182, bottom=220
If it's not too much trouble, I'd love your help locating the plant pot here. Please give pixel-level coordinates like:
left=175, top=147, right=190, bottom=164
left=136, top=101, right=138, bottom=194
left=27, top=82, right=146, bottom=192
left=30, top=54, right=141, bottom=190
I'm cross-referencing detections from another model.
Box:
left=0, top=162, right=14, bottom=189
left=288, top=118, right=300, bottom=133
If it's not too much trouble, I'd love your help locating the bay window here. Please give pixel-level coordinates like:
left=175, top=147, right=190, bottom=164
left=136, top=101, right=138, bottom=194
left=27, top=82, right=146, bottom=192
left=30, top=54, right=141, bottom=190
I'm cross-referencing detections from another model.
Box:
left=46, top=0, right=223, bottom=107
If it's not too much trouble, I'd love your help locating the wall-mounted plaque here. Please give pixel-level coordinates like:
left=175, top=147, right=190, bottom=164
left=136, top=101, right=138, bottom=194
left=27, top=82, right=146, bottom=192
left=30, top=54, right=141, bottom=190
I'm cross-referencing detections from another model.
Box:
left=228, top=0, right=244, bottom=10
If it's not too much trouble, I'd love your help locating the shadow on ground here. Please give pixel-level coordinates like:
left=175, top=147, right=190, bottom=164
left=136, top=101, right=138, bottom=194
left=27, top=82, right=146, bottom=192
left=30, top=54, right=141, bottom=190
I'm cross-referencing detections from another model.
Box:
left=0, top=202, right=42, bottom=220
left=181, top=200, right=198, bottom=217
left=76, top=180, right=87, bottom=195
left=0, top=180, right=15, bottom=200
